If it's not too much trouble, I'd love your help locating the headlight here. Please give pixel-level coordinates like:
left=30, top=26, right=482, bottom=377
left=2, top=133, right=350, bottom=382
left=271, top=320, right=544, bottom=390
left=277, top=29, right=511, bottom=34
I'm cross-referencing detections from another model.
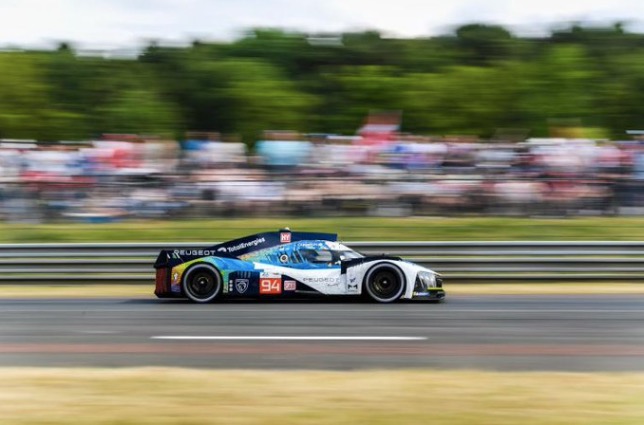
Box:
left=416, top=271, right=436, bottom=289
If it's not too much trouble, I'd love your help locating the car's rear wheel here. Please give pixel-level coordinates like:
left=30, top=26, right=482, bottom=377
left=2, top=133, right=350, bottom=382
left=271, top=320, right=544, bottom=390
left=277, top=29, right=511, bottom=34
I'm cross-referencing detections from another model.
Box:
left=364, top=264, right=405, bottom=303
left=183, top=264, right=222, bottom=303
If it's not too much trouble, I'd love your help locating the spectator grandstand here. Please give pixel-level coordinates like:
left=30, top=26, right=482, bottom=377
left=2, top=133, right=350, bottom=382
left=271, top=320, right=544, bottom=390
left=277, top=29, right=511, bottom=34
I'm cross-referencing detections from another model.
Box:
left=0, top=130, right=643, bottom=222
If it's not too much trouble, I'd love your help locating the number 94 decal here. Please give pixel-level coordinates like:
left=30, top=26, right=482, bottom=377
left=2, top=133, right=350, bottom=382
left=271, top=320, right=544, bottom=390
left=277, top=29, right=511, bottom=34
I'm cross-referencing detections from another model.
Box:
left=260, top=278, right=282, bottom=295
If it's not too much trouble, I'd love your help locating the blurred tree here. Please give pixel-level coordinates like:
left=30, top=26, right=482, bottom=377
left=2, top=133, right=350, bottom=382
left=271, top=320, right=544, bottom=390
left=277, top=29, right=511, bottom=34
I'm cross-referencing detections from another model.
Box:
left=98, top=88, right=182, bottom=138
left=159, top=53, right=314, bottom=144
left=400, top=65, right=517, bottom=136
left=514, top=44, right=596, bottom=134
left=319, top=66, right=404, bottom=134
left=594, top=52, right=644, bottom=137
left=226, top=29, right=311, bottom=76
left=0, top=52, right=87, bottom=140
left=388, top=36, right=465, bottom=73
left=211, top=59, right=315, bottom=144
left=455, top=24, right=517, bottom=65
left=2, top=22, right=644, bottom=141
left=43, top=45, right=92, bottom=139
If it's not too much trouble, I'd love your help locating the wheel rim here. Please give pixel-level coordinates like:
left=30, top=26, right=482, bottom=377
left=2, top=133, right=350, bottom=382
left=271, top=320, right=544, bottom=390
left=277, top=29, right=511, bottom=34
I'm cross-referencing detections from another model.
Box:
left=367, top=266, right=403, bottom=302
left=185, top=267, right=220, bottom=302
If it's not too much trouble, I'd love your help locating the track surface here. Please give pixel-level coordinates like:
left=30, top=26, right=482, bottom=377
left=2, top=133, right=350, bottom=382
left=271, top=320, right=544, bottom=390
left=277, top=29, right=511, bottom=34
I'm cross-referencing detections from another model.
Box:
left=1, top=295, right=644, bottom=371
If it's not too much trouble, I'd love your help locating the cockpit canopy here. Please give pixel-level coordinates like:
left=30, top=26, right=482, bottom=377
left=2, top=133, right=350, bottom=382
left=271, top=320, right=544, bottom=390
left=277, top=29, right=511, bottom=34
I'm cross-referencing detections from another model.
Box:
left=296, top=241, right=363, bottom=264
left=241, top=240, right=363, bottom=267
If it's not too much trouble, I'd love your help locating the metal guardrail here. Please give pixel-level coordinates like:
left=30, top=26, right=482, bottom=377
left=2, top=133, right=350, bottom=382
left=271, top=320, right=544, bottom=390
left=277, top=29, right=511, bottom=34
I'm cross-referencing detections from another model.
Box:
left=0, top=242, right=643, bottom=283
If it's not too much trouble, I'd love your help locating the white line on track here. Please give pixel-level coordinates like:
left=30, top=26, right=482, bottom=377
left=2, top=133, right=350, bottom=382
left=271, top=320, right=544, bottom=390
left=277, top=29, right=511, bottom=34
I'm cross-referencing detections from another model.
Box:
left=151, top=336, right=427, bottom=341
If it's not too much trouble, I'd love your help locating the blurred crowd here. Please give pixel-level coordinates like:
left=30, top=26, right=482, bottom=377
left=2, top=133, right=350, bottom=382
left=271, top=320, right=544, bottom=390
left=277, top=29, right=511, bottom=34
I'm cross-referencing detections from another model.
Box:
left=1, top=131, right=643, bottom=222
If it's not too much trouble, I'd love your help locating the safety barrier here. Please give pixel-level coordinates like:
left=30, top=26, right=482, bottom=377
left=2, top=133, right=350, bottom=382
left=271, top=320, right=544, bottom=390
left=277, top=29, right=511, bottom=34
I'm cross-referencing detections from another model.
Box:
left=0, top=241, right=643, bottom=283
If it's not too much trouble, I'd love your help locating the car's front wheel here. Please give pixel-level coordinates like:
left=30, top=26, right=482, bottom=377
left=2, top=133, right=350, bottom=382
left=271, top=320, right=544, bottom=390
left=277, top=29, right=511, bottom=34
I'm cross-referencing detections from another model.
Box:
left=183, top=264, right=222, bottom=303
left=364, top=264, right=405, bottom=303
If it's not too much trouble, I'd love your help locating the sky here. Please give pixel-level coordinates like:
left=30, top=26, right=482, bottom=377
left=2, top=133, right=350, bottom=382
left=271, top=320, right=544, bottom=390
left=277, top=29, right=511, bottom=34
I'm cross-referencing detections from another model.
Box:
left=1, top=0, right=643, bottom=50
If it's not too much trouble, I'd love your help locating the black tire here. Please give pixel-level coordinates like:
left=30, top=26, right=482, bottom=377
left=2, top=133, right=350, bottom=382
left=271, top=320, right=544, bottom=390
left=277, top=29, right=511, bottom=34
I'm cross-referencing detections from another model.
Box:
left=364, top=263, right=405, bottom=303
left=182, top=264, right=222, bottom=303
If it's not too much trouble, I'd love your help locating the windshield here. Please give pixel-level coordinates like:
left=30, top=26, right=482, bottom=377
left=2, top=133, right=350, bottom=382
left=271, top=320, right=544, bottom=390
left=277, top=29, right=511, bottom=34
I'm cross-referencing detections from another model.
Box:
left=333, top=243, right=363, bottom=261
left=297, top=242, right=363, bottom=264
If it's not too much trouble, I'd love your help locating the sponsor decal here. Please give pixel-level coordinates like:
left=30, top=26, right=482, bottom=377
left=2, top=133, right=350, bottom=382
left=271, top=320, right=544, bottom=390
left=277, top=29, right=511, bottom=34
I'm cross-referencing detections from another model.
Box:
left=174, top=249, right=219, bottom=257
left=284, top=280, right=296, bottom=291
left=348, top=276, right=358, bottom=292
left=171, top=271, right=180, bottom=284
left=279, top=254, right=289, bottom=263
left=302, top=276, right=341, bottom=285
left=260, top=278, right=282, bottom=295
left=235, top=278, right=249, bottom=294
left=280, top=232, right=291, bottom=243
left=220, top=237, right=267, bottom=254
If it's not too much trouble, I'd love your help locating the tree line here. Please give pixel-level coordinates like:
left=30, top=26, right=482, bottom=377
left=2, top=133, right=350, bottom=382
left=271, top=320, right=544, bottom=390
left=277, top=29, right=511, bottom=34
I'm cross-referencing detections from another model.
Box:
left=1, top=23, right=643, bottom=144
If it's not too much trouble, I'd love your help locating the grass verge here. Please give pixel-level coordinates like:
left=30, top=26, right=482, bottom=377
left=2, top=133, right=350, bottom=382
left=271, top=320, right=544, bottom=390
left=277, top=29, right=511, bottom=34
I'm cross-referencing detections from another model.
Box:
left=0, top=368, right=642, bottom=425
left=2, top=283, right=644, bottom=298
left=446, top=282, right=644, bottom=295
left=0, top=284, right=151, bottom=298
left=2, top=216, right=644, bottom=242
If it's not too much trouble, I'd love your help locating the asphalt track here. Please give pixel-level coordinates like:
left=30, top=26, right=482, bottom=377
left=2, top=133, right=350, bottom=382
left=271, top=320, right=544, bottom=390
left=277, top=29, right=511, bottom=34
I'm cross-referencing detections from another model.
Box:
left=1, top=295, right=644, bottom=371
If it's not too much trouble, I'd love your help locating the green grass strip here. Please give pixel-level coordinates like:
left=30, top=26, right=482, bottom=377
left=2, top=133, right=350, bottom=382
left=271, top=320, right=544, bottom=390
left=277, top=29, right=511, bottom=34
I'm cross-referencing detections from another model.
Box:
left=2, top=216, right=644, bottom=242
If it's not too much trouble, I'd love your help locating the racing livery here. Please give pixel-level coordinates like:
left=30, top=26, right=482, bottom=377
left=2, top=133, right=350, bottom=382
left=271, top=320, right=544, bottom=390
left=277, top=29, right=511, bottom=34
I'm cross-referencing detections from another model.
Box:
left=153, top=229, right=445, bottom=303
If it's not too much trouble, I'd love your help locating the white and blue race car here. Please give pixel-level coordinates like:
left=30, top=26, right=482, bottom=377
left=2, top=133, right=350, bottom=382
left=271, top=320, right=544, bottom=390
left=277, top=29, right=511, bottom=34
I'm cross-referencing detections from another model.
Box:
left=154, top=229, right=445, bottom=303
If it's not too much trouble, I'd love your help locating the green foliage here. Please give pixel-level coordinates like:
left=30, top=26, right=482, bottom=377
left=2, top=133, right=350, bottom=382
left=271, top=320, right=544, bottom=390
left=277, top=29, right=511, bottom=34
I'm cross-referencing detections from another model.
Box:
left=455, top=23, right=516, bottom=65
left=2, top=22, right=644, bottom=141
left=401, top=65, right=517, bottom=136
left=98, top=89, right=181, bottom=138
left=519, top=45, right=596, bottom=122
left=0, top=53, right=52, bottom=139
left=209, top=59, right=315, bottom=143
left=2, top=217, right=644, bottom=242
left=320, top=66, right=404, bottom=133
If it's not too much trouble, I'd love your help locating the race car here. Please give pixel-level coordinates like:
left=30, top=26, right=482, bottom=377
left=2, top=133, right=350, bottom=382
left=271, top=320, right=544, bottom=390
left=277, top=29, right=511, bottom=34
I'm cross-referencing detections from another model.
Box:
left=153, top=229, right=445, bottom=303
